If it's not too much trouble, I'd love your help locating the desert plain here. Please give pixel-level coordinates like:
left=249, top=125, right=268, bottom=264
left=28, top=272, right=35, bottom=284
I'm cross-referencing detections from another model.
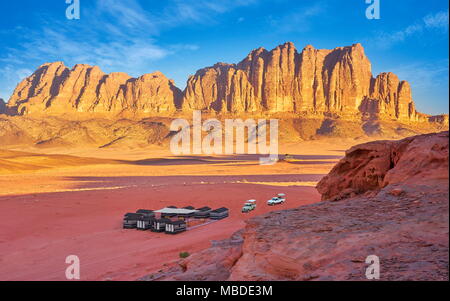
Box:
left=0, top=138, right=365, bottom=281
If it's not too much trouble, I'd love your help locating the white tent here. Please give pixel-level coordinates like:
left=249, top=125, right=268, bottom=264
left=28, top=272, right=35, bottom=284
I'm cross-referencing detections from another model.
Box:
left=154, top=208, right=198, bottom=215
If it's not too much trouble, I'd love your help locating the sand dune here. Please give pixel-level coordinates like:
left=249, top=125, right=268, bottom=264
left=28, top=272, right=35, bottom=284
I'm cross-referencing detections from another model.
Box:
left=0, top=149, right=119, bottom=174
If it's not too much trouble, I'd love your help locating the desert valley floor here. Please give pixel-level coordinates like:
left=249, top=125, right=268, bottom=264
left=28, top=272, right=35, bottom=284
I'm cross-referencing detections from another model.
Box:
left=0, top=139, right=365, bottom=281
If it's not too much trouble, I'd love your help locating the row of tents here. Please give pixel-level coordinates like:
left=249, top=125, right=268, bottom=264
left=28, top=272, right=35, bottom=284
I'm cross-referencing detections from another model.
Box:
left=123, top=206, right=229, bottom=234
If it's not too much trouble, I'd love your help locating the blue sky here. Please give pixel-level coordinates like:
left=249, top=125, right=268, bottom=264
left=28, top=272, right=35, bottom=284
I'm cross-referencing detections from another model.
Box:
left=0, top=0, right=448, bottom=114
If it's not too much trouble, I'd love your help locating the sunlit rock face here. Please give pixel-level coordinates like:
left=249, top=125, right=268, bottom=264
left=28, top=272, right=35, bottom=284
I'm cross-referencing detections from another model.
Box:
left=5, top=42, right=446, bottom=125
left=7, top=62, right=182, bottom=116
left=183, top=42, right=419, bottom=121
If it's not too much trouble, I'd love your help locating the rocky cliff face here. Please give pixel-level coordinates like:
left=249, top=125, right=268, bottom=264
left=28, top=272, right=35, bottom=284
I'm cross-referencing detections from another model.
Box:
left=142, top=132, right=449, bottom=281
left=4, top=42, right=446, bottom=124
left=7, top=62, right=182, bottom=115
left=183, top=42, right=431, bottom=122
left=361, top=72, right=419, bottom=121
left=316, top=131, right=449, bottom=201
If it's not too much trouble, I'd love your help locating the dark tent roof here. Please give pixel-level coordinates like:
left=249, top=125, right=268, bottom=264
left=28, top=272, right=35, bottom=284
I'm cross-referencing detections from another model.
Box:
left=183, top=206, right=195, bottom=210
left=167, top=206, right=178, bottom=208
left=196, top=206, right=212, bottom=211
left=140, top=216, right=156, bottom=221
left=161, top=213, right=178, bottom=217
left=155, top=218, right=171, bottom=223
left=168, top=220, right=187, bottom=225
left=136, top=209, right=154, bottom=214
left=124, top=213, right=144, bottom=220
left=211, top=207, right=229, bottom=213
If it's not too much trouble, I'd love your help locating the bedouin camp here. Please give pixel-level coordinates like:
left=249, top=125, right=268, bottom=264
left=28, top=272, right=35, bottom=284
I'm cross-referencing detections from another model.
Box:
left=123, top=206, right=229, bottom=235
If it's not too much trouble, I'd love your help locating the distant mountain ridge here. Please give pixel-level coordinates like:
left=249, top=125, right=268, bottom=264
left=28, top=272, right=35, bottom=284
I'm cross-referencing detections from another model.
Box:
left=3, top=42, right=447, bottom=125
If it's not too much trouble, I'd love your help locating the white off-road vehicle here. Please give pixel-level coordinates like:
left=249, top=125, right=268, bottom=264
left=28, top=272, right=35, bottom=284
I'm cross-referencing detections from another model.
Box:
left=267, top=194, right=286, bottom=206
left=242, top=200, right=257, bottom=213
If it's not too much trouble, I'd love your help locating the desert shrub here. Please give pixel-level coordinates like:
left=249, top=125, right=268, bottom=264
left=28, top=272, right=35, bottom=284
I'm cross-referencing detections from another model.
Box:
left=179, top=251, right=190, bottom=259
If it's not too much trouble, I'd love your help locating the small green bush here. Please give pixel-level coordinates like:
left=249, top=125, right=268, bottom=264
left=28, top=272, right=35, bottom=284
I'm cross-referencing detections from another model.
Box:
left=179, top=251, right=190, bottom=259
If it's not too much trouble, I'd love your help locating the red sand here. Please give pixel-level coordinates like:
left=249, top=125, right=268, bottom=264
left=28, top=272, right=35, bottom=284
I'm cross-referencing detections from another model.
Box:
left=0, top=178, right=320, bottom=281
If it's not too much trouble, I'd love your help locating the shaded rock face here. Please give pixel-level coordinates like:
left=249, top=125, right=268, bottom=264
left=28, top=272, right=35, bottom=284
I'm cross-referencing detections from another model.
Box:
left=0, top=98, right=5, bottom=114
left=139, top=231, right=244, bottom=281
left=144, top=132, right=449, bottom=281
left=183, top=42, right=423, bottom=121
left=7, top=62, right=182, bottom=115
left=316, top=131, right=449, bottom=201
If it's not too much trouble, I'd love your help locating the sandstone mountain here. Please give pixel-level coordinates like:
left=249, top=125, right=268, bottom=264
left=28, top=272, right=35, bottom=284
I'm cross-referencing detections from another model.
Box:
left=183, top=42, right=436, bottom=123
left=142, top=131, right=449, bottom=281
left=6, top=62, right=182, bottom=116
left=3, top=42, right=447, bottom=123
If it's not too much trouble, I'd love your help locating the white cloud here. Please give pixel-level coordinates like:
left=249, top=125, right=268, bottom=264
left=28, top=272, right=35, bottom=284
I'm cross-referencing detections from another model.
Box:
left=267, top=2, right=326, bottom=33
left=424, top=11, right=449, bottom=30
left=157, top=0, right=260, bottom=27
left=169, top=44, right=200, bottom=52
left=96, top=0, right=157, bottom=31
left=391, top=60, right=449, bottom=90
left=368, top=10, right=449, bottom=49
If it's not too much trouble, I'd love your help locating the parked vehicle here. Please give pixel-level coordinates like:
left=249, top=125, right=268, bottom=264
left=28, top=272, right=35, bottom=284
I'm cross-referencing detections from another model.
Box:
left=242, top=200, right=256, bottom=213
left=283, top=154, right=294, bottom=162
left=268, top=194, right=286, bottom=206
left=267, top=197, right=283, bottom=206
left=267, top=193, right=286, bottom=206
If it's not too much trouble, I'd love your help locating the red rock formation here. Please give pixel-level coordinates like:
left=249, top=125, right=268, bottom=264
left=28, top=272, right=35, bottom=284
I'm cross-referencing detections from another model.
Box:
left=316, top=131, right=449, bottom=201
left=360, top=72, right=421, bottom=121
left=139, top=231, right=244, bottom=281
left=183, top=42, right=422, bottom=121
left=7, top=62, right=182, bottom=115
left=429, top=114, right=449, bottom=125
left=4, top=42, right=446, bottom=125
left=182, top=63, right=258, bottom=113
